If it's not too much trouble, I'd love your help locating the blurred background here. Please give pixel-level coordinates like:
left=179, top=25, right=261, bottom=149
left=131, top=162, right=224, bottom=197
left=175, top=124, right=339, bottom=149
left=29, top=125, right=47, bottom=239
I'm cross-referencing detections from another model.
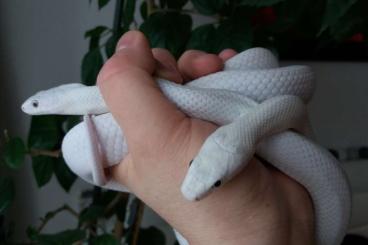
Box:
left=0, top=0, right=367, bottom=244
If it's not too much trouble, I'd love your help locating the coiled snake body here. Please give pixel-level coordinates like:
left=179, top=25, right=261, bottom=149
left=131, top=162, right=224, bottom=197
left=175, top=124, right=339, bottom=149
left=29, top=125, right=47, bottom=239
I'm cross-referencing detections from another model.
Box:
left=22, top=48, right=351, bottom=245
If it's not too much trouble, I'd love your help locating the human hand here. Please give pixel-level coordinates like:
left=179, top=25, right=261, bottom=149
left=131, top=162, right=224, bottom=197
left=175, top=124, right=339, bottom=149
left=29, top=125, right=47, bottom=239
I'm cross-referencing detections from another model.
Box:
left=97, top=30, right=315, bottom=245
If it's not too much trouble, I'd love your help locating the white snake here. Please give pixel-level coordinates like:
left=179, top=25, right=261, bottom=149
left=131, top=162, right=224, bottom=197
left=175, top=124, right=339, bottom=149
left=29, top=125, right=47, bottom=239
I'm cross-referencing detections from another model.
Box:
left=22, top=48, right=351, bottom=245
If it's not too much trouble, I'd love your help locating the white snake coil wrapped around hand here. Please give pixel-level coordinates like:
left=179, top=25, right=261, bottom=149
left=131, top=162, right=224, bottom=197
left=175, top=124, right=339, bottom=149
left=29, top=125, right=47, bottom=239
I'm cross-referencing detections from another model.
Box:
left=22, top=48, right=351, bottom=245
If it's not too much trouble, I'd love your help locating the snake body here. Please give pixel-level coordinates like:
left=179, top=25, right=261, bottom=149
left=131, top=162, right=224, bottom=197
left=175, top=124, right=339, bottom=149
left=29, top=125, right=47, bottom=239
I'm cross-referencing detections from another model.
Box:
left=22, top=48, right=351, bottom=245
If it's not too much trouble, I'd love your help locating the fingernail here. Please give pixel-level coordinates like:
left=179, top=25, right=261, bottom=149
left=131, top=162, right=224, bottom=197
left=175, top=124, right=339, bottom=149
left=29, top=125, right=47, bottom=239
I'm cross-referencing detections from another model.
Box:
left=116, top=31, right=137, bottom=52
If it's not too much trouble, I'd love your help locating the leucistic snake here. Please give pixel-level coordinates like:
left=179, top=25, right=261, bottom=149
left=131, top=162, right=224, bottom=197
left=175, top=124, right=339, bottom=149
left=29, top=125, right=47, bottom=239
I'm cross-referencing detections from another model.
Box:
left=22, top=48, right=351, bottom=245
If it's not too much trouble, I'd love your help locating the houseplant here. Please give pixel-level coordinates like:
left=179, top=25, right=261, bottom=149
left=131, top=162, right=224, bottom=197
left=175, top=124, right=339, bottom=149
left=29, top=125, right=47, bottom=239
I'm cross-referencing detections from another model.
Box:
left=1, top=0, right=367, bottom=243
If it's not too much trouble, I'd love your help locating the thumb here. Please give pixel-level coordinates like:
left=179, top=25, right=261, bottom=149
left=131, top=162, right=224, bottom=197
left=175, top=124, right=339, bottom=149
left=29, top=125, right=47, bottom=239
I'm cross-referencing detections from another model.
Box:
left=97, top=31, right=187, bottom=158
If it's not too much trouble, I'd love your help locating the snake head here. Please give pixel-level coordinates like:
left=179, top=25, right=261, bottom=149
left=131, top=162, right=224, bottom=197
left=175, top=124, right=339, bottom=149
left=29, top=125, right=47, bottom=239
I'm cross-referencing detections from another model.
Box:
left=181, top=129, right=249, bottom=201
left=21, top=90, right=60, bottom=115
left=21, top=83, right=85, bottom=115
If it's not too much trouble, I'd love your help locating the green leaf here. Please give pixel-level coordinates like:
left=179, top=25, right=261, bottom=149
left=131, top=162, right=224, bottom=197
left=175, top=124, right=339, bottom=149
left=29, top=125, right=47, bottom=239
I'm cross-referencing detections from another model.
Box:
left=85, top=26, right=108, bottom=39
left=105, top=34, right=118, bottom=58
left=190, top=0, right=225, bottom=15
left=61, top=115, right=82, bottom=133
left=159, top=0, right=167, bottom=8
left=34, top=229, right=86, bottom=245
left=123, top=0, right=136, bottom=27
left=319, top=0, right=358, bottom=34
left=124, top=197, right=141, bottom=228
left=32, top=156, right=54, bottom=187
left=239, top=0, right=284, bottom=7
left=53, top=157, right=76, bottom=192
left=28, top=115, right=63, bottom=150
left=187, top=24, right=216, bottom=52
left=140, top=1, right=148, bottom=20
left=115, top=195, right=128, bottom=221
left=137, top=227, right=166, bottom=245
left=81, top=48, right=103, bottom=85
left=271, top=0, right=313, bottom=32
left=85, top=26, right=109, bottom=49
left=0, top=177, right=14, bottom=214
left=321, top=0, right=366, bottom=41
left=95, top=190, right=120, bottom=206
left=213, top=18, right=253, bottom=53
left=28, top=114, right=63, bottom=187
left=26, top=226, right=38, bottom=241
left=79, top=205, right=105, bottom=225
left=140, top=12, right=192, bottom=58
left=329, top=12, right=363, bottom=41
left=98, top=0, right=110, bottom=9
left=105, top=25, right=127, bottom=58
left=91, top=234, right=120, bottom=245
left=3, top=137, right=26, bottom=169
left=168, top=0, right=188, bottom=9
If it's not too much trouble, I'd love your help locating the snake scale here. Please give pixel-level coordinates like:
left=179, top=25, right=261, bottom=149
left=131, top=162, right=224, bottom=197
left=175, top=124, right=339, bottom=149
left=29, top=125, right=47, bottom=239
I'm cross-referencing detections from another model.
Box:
left=22, top=48, right=351, bottom=245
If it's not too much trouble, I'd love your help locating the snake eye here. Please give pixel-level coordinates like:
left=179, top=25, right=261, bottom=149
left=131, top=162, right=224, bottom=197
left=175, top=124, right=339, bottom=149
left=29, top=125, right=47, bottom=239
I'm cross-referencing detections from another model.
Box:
left=32, top=100, right=39, bottom=108
left=213, top=180, right=222, bottom=188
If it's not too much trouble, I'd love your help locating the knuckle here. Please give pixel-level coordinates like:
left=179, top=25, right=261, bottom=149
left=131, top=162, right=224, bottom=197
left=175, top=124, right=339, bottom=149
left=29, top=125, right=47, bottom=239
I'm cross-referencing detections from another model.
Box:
left=152, top=47, right=170, bottom=54
left=152, top=48, right=176, bottom=66
left=97, top=49, right=153, bottom=86
left=97, top=54, right=128, bottom=86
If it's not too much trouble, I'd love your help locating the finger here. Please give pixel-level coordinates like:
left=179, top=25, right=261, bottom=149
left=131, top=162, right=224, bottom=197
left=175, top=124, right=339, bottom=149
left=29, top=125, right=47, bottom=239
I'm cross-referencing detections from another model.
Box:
left=109, top=153, right=133, bottom=187
left=97, top=31, right=187, bottom=157
left=218, top=49, right=237, bottom=62
left=152, top=48, right=183, bottom=84
left=178, top=50, right=223, bottom=81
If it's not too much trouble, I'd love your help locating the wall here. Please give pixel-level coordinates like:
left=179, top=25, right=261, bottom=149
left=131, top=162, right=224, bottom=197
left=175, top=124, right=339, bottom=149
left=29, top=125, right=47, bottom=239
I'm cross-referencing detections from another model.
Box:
left=305, top=61, right=368, bottom=236
left=0, top=0, right=107, bottom=240
left=0, top=0, right=367, bottom=243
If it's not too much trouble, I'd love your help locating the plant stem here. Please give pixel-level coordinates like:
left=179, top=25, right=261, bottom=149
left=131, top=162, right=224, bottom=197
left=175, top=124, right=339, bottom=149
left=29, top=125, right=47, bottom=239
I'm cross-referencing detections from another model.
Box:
left=131, top=199, right=145, bottom=245
left=147, top=0, right=156, bottom=16
left=37, top=204, right=78, bottom=232
left=89, top=187, right=102, bottom=238
left=113, top=0, right=123, bottom=35
left=113, top=219, right=124, bottom=239
left=29, top=149, right=61, bottom=158
left=104, top=193, right=126, bottom=216
left=104, top=193, right=129, bottom=239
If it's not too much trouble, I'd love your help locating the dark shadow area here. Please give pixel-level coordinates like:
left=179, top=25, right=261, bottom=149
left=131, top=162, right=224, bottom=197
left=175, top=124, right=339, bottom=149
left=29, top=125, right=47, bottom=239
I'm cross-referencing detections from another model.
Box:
left=342, top=234, right=368, bottom=245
